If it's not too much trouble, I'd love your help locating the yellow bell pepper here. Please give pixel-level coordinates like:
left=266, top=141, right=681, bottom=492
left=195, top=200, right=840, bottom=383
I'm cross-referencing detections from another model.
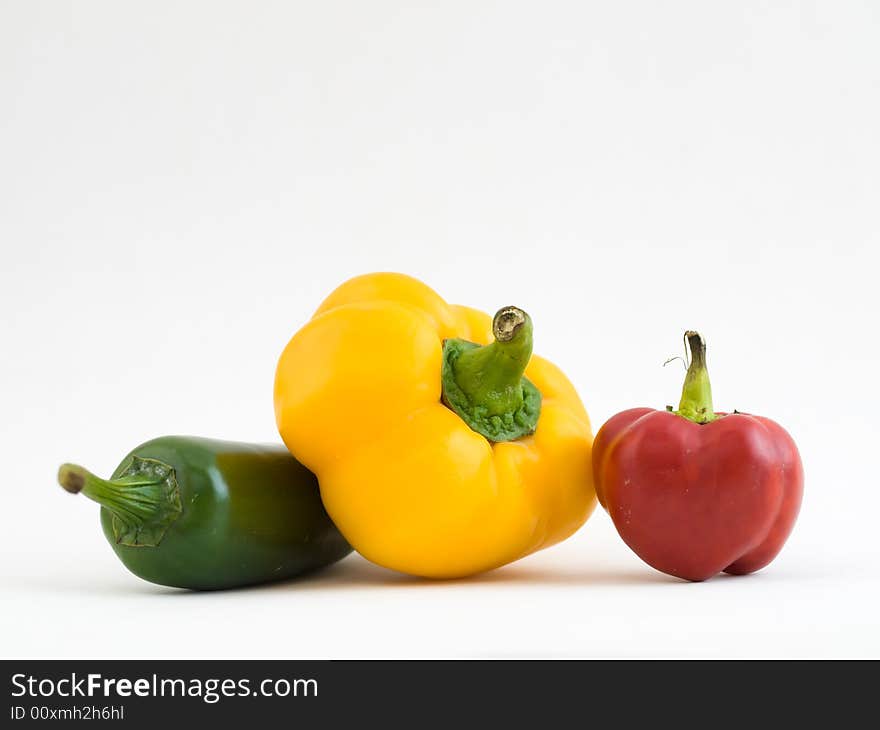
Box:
left=274, top=273, right=596, bottom=578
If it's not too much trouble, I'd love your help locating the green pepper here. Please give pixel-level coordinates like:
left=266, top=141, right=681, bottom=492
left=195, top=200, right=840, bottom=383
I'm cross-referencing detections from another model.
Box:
left=58, top=436, right=351, bottom=590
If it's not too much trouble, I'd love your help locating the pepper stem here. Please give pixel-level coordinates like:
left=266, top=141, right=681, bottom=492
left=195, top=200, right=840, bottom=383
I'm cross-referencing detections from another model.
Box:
left=441, top=306, right=542, bottom=442
left=676, top=331, right=717, bottom=424
left=58, top=458, right=182, bottom=547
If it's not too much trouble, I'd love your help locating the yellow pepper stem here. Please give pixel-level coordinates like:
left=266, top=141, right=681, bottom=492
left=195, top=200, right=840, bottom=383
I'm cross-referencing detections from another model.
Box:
left=441, top=306, right=542, bottom=442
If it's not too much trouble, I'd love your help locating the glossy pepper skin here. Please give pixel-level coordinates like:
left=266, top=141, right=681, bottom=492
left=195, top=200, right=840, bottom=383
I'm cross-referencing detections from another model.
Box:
left=592, top=333, right=803, bottom=582
left=58, top=436, right=351, bottom=590
left=274, top=273, right=596, bottom=578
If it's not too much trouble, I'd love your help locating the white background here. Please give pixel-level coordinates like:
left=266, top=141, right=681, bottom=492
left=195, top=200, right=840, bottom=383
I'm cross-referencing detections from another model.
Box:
left=1, top=1, right=878, bottom=658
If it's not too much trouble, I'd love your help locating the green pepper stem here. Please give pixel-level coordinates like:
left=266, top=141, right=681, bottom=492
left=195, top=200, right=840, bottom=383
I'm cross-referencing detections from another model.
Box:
left=59, top=463, right=163, bottom=524
left=676, top=331, right=717, bottom=424
left=58, top=459, right=182, bottom=547
left=440, top=306, right=542, bottom=442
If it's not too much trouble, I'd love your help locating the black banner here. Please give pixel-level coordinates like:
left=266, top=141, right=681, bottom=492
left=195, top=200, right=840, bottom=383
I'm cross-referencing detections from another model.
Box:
left=2, top=660, right=868, bottom=725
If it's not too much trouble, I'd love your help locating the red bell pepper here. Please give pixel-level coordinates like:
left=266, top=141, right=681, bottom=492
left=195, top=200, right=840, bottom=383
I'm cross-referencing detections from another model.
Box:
left=592, top=332, right=803, bottom=582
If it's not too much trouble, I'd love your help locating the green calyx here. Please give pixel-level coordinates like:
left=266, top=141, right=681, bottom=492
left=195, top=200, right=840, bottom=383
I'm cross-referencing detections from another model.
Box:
left=674, top=330, right=718, bottom=424
left=441, top=306, right=542, bottom=442
left=58, top=456, right=182, bottom=547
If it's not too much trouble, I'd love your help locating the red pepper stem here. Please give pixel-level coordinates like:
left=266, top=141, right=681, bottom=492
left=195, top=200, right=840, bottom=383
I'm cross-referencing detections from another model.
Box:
left=676, top=331, right=717, bottom=424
